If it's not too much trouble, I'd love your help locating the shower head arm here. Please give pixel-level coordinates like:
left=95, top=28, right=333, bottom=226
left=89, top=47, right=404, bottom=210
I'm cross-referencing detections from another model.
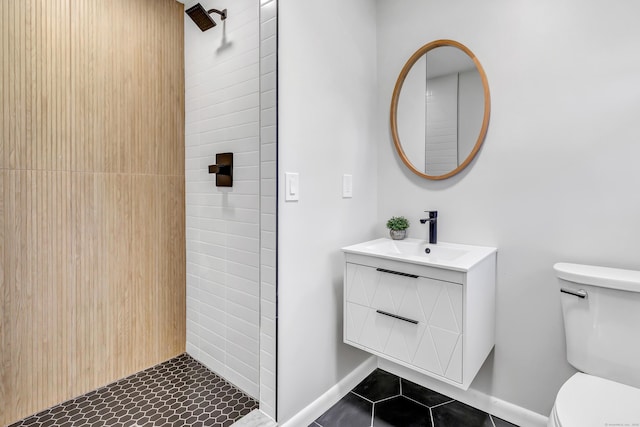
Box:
left=207, top=8, right=227, bottom=21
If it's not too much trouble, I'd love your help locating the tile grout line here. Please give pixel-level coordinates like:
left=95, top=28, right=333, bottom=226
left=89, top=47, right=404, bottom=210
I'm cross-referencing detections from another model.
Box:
left=370, top=401, right=375, bottom=427
left=429, top=398, right=457, bottom=409
left=371, top=393, right=402, bottom=405
left=350, top=390, right=375, bottom=404
left=403, top=394, right=440, bottom=410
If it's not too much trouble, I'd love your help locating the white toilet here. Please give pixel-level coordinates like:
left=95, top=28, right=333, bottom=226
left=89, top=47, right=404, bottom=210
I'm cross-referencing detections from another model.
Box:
left=549, top=262, right=640, bottom=427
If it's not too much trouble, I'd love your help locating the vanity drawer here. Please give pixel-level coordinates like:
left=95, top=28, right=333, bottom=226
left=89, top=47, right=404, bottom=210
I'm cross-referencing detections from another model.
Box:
left=344, top=263, right=463, bottom=382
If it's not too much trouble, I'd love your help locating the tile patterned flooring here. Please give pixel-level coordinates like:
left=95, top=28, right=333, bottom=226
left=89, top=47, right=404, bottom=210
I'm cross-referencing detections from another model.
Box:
left=9, top=354, right=258, bottom=427
left=310, top=369, right=519, bottom=427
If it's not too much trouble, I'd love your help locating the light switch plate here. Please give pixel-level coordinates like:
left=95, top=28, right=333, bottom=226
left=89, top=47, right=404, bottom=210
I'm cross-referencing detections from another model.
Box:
left=343, top=174, right=353, bottom=198
left=285, top=172, right=299, bottom=201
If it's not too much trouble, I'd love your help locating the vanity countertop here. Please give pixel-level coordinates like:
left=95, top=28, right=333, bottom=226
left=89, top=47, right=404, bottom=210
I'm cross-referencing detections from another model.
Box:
left=342, top=238, right=496, bottom=272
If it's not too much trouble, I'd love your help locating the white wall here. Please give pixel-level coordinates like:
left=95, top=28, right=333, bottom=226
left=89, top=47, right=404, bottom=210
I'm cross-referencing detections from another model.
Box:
left=277, top=0, right=379, bottom=422
left=377, top=0, right=640, bottom=417
left=184, top=0, right=261, bottom=398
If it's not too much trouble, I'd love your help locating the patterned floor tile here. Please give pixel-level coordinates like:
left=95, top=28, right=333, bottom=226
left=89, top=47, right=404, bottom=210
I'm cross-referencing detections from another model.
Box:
left=492, top=415, right=519, bottom=427
left=314, top=369, right=521, bottom=427
left=352, top=370, right=400, bottom=402
left=431, top=400, right=493, bottom=427
left=314, top=393, right=373, bottom=427
left=373, top=396, right=431, bottom=427
left=400, top=378, right=452, bottom=408
left=9, top=354, right=258, bottom=427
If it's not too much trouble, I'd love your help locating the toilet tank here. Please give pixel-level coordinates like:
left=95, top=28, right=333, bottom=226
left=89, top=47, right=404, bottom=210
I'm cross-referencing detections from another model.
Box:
left=555, top=262, right=640, bottom=388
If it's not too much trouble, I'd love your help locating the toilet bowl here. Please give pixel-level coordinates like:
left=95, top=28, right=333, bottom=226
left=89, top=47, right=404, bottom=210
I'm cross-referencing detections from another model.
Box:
left=548, top=373, right=640, bottom=427
left=550, top=263, right=640, bottom=427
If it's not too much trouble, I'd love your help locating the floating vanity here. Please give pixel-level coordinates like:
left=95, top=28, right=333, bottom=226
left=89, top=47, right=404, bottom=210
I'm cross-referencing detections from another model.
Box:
left=342, top=238, right=497, bottom=390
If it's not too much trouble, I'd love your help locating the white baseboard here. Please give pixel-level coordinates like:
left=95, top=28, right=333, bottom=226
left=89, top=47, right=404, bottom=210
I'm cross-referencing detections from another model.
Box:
left=279, top=356, right=377, bottom=427
left=231, top=410, right=276, bottom=427
left=379, top=359, right=549, bottom=427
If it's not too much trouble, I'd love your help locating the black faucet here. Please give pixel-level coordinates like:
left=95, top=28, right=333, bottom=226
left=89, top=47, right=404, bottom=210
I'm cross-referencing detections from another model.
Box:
left=419, top=211, right=438, bottom=244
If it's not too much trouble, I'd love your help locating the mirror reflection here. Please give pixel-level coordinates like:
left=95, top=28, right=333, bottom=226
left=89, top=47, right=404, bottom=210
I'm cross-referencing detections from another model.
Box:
left=391, top=40, right=490, bottom=180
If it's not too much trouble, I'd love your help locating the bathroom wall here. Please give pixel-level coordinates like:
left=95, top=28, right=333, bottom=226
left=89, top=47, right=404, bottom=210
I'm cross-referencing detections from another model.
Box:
left=183, top=0, right=262, bottom=399
left=277, top=0, right=379, bottom=422
left=0, top=0, right=185, bottom=425
left=376, top=0, right=640, bottom=417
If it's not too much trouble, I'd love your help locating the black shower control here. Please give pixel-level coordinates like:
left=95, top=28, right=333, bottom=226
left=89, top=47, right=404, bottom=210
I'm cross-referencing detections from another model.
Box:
left=209, top=152, right=233, bottom=187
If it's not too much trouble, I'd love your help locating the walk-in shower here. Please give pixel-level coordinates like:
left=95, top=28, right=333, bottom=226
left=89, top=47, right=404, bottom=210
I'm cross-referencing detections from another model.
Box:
left=184, top=0, right=279, bottom=421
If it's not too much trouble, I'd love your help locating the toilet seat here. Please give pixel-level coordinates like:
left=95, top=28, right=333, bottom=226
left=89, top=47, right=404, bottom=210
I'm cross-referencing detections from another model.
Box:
left=552, top=372, right=640, bottom=427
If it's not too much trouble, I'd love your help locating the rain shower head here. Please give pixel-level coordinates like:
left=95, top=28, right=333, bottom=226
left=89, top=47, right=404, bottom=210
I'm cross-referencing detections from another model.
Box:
left=185, top=3, right=227, bottom=32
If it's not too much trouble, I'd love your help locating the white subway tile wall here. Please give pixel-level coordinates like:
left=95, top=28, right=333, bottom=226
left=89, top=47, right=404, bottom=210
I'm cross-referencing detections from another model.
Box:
left=185, top=0, right=261, bottom=400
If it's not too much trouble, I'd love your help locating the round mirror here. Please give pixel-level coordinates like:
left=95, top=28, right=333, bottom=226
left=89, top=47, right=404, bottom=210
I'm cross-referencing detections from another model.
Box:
left=390, top=40, right=490, bottom=180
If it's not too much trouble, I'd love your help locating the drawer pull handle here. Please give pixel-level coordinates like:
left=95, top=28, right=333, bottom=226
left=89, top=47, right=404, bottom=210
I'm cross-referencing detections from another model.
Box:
left=376, top=268, right=418, bottom=278
left=376, top=310, right=419, bottom=325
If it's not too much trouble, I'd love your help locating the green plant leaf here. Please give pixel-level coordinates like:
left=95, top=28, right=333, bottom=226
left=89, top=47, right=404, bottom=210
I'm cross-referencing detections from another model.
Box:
left=386, top=216, right=410, bottom=230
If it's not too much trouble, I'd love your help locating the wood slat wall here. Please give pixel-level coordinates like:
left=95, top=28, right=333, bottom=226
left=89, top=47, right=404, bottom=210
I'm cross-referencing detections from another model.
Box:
left=0, top=1, right=186, bottom=424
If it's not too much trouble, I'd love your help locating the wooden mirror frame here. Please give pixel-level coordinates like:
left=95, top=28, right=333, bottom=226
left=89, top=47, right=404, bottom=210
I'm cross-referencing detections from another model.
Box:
left=390, top=39, right=491, bottom=180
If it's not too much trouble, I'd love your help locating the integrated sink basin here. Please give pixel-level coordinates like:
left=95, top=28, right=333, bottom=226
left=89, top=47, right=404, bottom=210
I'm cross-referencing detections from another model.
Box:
left=342, top=238, right=496, bottom=271
left=362, top=239, right=468, bottom=261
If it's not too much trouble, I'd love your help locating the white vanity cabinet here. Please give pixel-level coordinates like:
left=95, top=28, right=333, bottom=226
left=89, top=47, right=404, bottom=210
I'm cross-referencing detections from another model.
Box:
left=342, top=239, right=496, bottom=390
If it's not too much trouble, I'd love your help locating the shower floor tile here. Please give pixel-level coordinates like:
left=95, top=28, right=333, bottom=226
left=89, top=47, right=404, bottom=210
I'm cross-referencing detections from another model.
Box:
left=9, top=353, right=258, bottom=427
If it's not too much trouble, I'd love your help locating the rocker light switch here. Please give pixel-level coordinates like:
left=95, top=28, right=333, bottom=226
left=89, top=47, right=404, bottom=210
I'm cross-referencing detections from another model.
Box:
left=343, top=174, right=353, bottom=198
left=285, top=172, right=299, bottom=201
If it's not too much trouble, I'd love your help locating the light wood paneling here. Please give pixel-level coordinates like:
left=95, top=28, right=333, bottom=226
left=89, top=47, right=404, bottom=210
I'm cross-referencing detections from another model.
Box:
left=1, top=1, right=9, bottom=168
left=71, top=0, right=133, bottom=173
left=157, top=175, right=187, bottom=359
left=71, top=0, right=185, bottom=175
left=0, top=171, right=7, bottom=413
left=0, top=0, right=72, bottom=171
left=4, top=171, right=76, bottom=417
left=0, top=0, right=185, bottom=425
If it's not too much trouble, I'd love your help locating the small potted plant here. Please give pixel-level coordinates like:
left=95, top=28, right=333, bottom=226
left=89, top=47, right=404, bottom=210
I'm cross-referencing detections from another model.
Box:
left=386, top=216, right=410, bottom=240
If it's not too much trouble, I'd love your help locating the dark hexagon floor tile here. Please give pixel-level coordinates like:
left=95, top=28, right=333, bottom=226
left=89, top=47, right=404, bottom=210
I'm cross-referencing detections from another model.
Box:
left=400, top=379, right=452, bottom=408
left=313, top=371, right=520, bottom=427
left=373, top=396, right=432, bottom=427
left=352, top=369, right=401, bottom=402
left=314, top=392, right=373, bottom=427
left=431, top=400, right=493, bottom=427
left=492, top=415, right=519, bottom=427
left=9, top=354, right=257, bottom=427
